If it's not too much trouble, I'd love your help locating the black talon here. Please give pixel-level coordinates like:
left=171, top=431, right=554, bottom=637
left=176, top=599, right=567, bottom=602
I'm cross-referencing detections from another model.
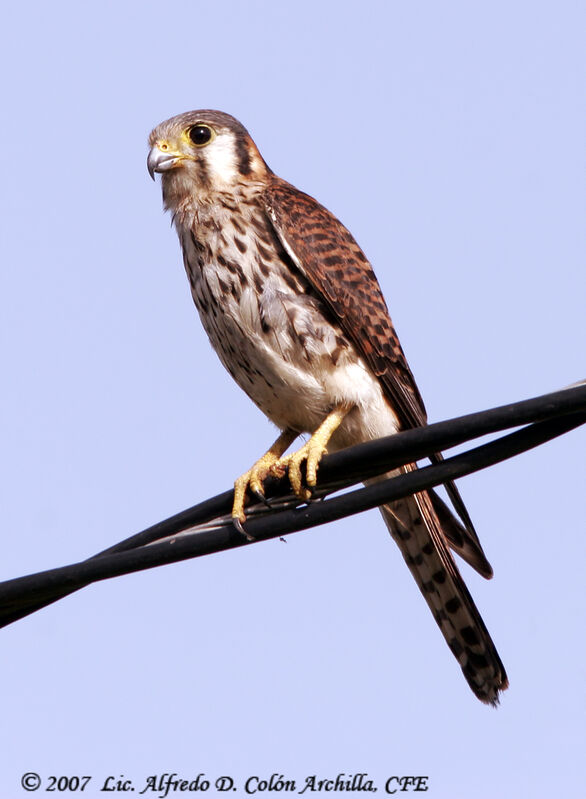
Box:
left=232, top=515, right=245, bottom=535
left=251, top=487, right=271, bottom=508
left=305, top=485, right=318, bottom=501
left=232, top=516, right=255, bottom=541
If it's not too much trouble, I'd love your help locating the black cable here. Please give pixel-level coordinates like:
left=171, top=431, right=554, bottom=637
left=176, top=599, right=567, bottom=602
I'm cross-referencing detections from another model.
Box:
left=1, top=382, right=584, bottom=630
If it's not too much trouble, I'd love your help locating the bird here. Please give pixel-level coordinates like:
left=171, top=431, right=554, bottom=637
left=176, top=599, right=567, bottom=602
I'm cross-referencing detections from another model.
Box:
left=147, top=109, right=508, bottom=705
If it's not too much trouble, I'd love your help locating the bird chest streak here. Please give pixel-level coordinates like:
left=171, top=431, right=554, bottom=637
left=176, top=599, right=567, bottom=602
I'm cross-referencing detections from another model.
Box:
left=178, top=223, right=389, bottom=435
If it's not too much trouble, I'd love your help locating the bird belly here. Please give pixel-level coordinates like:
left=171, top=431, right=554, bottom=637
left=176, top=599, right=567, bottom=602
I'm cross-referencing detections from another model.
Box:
left=180, top=220, right=400, bottom=445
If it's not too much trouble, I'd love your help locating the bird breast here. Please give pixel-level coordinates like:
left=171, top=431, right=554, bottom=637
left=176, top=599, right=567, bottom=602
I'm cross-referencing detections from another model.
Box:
left=176, top=195, right=398, bottom=443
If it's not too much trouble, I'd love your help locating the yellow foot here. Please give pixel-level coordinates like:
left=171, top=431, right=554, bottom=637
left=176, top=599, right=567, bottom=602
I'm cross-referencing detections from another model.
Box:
left=232, top=429, right=297, bottom=529
left=269, top=439, right=324, bottom=500
left=270, top=405, right=352, bottom=501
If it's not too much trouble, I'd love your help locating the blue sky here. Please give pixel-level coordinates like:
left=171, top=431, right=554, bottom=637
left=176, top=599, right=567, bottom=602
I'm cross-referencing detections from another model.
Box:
left=1, top=2, right=584, bottom=797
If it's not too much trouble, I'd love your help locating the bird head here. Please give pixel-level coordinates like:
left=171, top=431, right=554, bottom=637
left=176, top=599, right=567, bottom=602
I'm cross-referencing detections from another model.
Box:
left=148, top=110, right=269, bottom=206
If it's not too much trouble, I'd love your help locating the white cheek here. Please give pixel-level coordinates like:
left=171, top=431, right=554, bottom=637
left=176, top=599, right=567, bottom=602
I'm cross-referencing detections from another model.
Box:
left=208, top=136, right=238, bottom=183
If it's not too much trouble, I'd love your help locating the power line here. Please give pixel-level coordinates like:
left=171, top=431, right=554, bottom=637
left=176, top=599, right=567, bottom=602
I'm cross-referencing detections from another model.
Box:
left=0, top=381, right=584, bottom=630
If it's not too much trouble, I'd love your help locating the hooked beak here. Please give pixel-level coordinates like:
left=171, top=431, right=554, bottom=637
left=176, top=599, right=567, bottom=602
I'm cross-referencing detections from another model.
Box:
left=147, top=145, right=184, bottom=180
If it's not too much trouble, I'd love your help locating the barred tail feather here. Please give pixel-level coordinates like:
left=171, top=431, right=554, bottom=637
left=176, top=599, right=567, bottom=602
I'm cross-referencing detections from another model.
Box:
left=377, top=481, right=508, bottom=705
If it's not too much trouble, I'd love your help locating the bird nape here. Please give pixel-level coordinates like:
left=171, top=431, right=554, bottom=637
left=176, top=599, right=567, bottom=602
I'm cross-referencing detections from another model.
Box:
left=147, top=109, right=508, bottom=705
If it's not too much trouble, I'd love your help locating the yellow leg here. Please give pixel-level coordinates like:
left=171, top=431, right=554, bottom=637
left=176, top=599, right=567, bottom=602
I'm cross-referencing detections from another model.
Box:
left=270, top=405, right=352, bottom=500
left=232, top=429, right=298, bottom=526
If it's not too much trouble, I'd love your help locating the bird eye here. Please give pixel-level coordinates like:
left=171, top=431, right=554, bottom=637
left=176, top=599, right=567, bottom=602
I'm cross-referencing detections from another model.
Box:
left=188, top=124, right=214, bottom=147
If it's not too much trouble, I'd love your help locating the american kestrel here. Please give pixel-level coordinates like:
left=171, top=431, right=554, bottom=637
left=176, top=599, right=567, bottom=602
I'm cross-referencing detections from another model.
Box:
left=147, top=110, right=508, bottom=704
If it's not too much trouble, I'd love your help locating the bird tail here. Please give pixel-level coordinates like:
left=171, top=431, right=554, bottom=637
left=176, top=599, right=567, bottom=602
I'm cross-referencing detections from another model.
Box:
left=376, top=472, right=508, bottom=705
